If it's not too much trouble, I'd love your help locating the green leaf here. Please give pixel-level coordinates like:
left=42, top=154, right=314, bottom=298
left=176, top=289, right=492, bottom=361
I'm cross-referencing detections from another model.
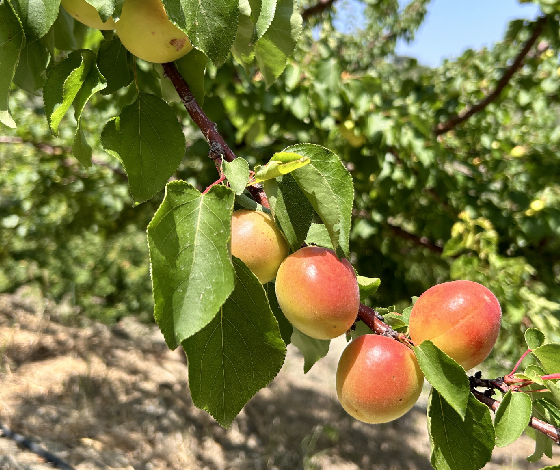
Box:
left=494, top=391, right=532, bottom=447
left=100, top=93, right=186, bottom=203
left=162, top=0, right=239, bottom=66
left=174, top=48, right=207, bottom=105
left=265, top=282, right=292, bottom=346
left=231, top=8, right=254, bottom=66
left=73, top=125, right=92, bottom=168
left=525, top=328, right=545, bottom=349
left=255, top=0, right=276, bottom=39
left=254, top=0, right=302, bottom=86
left=0, top=1, right=24, bottom=128
left=96, top=37, right=132, bottom=95
left=223, top=158, right=250, bottom=195
left=264, top=173, right=314, bottom=251
left=73, top=51, right=107, bottom=122
left=533, top=343, right=560, bottom=374
left=357, top=276, right=381, bottom=301
left=254, top=154, right=310, bottom=183
left=415, top=340, right=470, bottom=419
left=13, top=38, right=49, bottom=93
left=183, top=256, right=286, bottom=428
left=291, top=327, right=330, bottom=373
left=85, top=0, right=122, bottom=22
left=526, top=427, right=553, bottom=462
left=9, top=0, right=60, bottom=42
left=382, top=313, right=407, bottom=331
left=428, top=389, right=494, bottom=470
left=305, top=223, right=333, bottom=250
left=147, top=181, right=235, bottom=349
left=287, top=144, right=353, bottom=257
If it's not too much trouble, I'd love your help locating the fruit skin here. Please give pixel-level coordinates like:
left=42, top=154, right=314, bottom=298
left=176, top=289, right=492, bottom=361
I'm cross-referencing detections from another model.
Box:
left=231, top=210, right=289, bottom=284
left=408, top=280, right=502, bottom=370
left=336, top=334, right=424, bottom=424
left=275, top=246, right=360, bottom=340
left=61, top=0, right=116, bottom=30
left=115, top=0, right=193, bottom=63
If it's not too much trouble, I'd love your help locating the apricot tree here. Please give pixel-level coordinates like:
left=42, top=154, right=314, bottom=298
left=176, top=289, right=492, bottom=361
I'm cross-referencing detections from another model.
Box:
left=1, top=1, right=560, bottom=469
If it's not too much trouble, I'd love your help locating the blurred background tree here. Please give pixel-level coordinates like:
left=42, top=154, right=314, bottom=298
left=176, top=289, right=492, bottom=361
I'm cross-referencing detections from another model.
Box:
left=1, top=0, right=559, bottom=370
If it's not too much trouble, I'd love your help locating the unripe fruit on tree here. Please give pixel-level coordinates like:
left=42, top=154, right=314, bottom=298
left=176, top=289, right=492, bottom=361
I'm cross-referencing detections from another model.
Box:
left=61, top=0, right=116, bottom=30
left=336, top=334, right=424, bottom=424
left=275, top=246, right=359, bottom=340
left=230, top=210, right=289, bottom=284
left=408, top=280, right=502, bottom=370
left=115, top=0, right=193, bottom=63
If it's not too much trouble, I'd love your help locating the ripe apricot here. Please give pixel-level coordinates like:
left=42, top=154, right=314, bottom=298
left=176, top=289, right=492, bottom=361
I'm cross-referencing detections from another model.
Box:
left=336, top=334, right=424, bottom=424
left=231, top=210, right=289, bottom=284
left=61, top=0, right=116, bottom=30
left=115, top=0, right=193, bottom=63
left=275, top=246, right=359, bottom=339
left=408, top=280, right=502, bottom=370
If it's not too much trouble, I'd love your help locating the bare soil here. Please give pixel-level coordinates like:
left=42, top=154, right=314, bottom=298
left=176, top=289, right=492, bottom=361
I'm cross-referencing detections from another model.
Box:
left=0, top=291, right=558, bottom=470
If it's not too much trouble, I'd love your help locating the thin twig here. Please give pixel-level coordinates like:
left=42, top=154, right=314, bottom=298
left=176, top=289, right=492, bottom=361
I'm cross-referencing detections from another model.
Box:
left=357, top=304, right=415, bottom=347
left=434, top=16, right=547, bottom=136
left=302, top=0, right=338, bottom=21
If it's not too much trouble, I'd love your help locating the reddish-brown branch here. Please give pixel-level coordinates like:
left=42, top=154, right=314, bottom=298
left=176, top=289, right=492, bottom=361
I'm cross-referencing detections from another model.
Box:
left=302, top=0, right=337, bottom=21
left=434, top=16, right=547, bottom=136
left=357, top=304, right=415, bottom=348
left=471, top=389, right=560, bottom=445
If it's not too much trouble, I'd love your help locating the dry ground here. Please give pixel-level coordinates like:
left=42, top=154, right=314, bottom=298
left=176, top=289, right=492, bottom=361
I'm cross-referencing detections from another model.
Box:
left=0, top=291, right=558, bottom=470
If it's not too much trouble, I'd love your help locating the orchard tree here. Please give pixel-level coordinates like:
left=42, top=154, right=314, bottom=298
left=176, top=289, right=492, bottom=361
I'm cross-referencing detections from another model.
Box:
left=1, top=0, right=560, bottom=469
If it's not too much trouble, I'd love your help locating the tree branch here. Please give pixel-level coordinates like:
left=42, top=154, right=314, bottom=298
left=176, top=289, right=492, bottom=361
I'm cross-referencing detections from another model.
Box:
left=357, top=303, right=415, bottom=348
left=161, top=62, right=269, bottom=208
left=434, top=16, right=547, bottom=136
left=302, top=0, right=337, bottom=21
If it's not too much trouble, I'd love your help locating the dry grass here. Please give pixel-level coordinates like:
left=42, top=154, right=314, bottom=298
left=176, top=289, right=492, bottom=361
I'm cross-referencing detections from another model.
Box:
left=0, top=291, right=558, bottom=470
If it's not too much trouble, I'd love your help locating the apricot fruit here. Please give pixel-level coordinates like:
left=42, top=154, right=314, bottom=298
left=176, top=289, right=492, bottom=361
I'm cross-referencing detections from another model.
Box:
left=275, top=246, right=359, bottom=340
left=61, top=0, right=116, bottom=30
left=115, top=0, right=193, bottom=63
left=336, top=334, right=424, bottom=424
left=408, top=280, right=502, bottom=370
left=231, top=210, right=289, bottom=284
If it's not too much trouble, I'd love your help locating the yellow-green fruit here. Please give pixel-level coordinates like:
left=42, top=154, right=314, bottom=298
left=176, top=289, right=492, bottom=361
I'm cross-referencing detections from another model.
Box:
left=115, top=0, right=193, bottom=63
left=231, top=210, right=289, bottom=284
left=61, top=0, right=116, bottom=30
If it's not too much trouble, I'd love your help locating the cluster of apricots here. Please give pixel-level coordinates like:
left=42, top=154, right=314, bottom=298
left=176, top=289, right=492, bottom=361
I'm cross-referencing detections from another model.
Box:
left=61, top=0, right=193, bottom=63
left=231, top=209, right=502, bottom=424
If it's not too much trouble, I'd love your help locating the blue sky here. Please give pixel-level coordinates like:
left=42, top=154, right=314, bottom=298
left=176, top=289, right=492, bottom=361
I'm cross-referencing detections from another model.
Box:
left=335, top=0, right=541, bottom=67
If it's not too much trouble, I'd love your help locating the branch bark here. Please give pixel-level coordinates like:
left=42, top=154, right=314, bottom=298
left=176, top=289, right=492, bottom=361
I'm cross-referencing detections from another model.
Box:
left=434, top=16, right=547, bottom=136
left=302, top=0, right=337, bottom=21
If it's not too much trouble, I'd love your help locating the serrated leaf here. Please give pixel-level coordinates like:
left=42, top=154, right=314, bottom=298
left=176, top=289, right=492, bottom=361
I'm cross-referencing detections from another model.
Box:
left=74, top=51, right=106, bottom=121
left=73, top=125, right=92, bottom=168
left=305, top=223, right=333, bottom=250
left=533, top=344, right=560, bottom=374
left=223, top=158, right=250, bottom=195
left=183, top=256, right=286, bottom=428
left=254, top=155, right=310, bottom=182
left=174, top=48, right=207, bottom=105
left=254, top=0, right=302, bottom=86
left=525, top=328, right=545, bottom=349
left=291, top=327, right=330, bottom=373
left=494, top=391, right=532, bottom=447
left=286, top=144, right=353, bottom=257
left=0, top=1, right=24, bottom=128
left=264, top=174, right=314, bottom=251
left=162, top=0, right=238, bottom=66
left=147, top=181, right=235, bottom=349
left=357, top=276, right=380, bottom=301
left=97, top=37, right=131, bottom=95
left=415, top=340, right=470, bottom=419
left=255, top=0, right=276, bottom=38
left=428, top=389, right=494, bottom=470
left=100, top=93, right=186, bottom=203
left=231, top=9, right=255, bottom=66
left=13, top=38, right=49, bottom=93
left=265, top=282, right=292, bottom=345
left=9, top=0, right=60, bottom=42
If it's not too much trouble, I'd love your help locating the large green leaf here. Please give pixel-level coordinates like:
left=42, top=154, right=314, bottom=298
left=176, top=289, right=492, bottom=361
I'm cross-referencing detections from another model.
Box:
left=147, top=181, right=235, bottom=349
left=414, top=340, right=470, bottom=420
left=162, top=0, right=239, bottom=66
left=286, top=144, right=353, bottom=257
left=183, top=256, right=286, bottom=428
left=174, top=48, right=207, bottom=105
left=290, top=327, right=330, bottom=373
left=428, top=390, right=494, bottom=470
left=265, top=282, right=292, bottom=346
left=494, top=391, right=532, bottom=448
left=9, top=0, right=60, bottom=42
left=13, top=38, right=49, bottom=93
left=532, top=343, right=560, bottom=374
left=222, top=158, right=250, bottom=195
left=96, top=37, right=131, bottom=95
left=100, top=93, right=186, bottom=203
left=0, top=1, right=24, bottom=128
